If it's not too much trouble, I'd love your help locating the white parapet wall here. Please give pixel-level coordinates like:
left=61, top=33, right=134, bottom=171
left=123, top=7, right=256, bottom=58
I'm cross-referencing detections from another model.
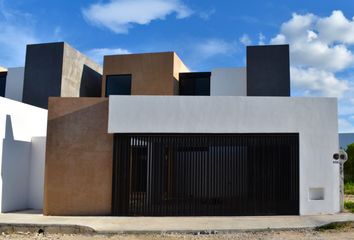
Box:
left=109, top=96, right=339, bottom=215
left=0, top=97, right=47, bottom=212
left=210, top=68, right=247, bottom=96
left=5, top=67, right=25, bottom=102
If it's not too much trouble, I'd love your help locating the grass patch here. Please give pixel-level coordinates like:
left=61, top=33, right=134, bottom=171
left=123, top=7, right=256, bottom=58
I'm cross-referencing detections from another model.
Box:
left=316, top=221, right=352, bottom=231
left=345, top=181, right=354, bottom=195
left=345, top=201, right=354, bottom=213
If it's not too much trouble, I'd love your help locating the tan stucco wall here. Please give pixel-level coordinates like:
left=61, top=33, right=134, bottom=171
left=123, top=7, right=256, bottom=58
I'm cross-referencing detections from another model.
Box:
left=173, top=53, right=190, bottom=94
left=102, top=52, right=189, bottom=96
left=61, top=43, right=103, bottom=97
left=44, top=97, right=113, bottom=216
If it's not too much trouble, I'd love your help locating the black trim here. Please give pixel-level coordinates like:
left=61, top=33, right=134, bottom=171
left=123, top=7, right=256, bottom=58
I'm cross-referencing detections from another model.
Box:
left=179, top=72, right=211, bottom=79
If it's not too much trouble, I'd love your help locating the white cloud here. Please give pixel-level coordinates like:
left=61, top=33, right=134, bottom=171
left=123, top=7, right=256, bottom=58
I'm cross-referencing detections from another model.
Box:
left=239, top=34, right=252, bottom=46
left=269, top=10, right=354, bottom=99
left=194, top=39, right=236, bottom=59
left=270, top=12, right=354, bottom=72
left=339, top=118, right=354, bottom=133
left=86, top=48, right=131, bottom=64
left=317, top=10, right=354, bottom=44
left=338, top=93, right=354, bottom=116
left=198, top=9, right=215, bottom=21
left=291, top=67, right=349, bottom=97
left=82, top=0, right=193, bottom=34
left=258, top=33, right=265, bottom=45
left=0, top=2, right=40, bottom=67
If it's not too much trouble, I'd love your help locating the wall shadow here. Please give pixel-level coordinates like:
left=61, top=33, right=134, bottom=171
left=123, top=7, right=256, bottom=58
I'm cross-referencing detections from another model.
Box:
left=79, top=64, right=102, bottom=97
left=1, top=115, right=31, bottom=212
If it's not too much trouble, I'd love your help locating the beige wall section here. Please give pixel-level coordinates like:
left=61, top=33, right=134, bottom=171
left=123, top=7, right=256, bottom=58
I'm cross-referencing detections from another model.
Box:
left=61, top=43, right=103, bottom=97
left=44, top=97, right=113, bottom=216
left=103, top=52, right=189, bottom=96
left=173, top=52, right=190, bottom=94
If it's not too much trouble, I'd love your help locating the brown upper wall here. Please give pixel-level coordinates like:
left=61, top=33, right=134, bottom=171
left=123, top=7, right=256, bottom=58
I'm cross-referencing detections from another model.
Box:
left=102, top=52, right=189, bottom=96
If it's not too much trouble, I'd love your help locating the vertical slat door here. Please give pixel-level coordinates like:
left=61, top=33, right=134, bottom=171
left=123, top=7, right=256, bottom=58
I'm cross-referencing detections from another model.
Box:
left=112, top=134, right=299, bottom=216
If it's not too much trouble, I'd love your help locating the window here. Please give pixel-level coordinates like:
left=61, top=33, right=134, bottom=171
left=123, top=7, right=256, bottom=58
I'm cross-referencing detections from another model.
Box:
left=105, top=74, right=132, bottom=97
left=179, top=72, right=210, bottom=96
left=0, top=72, right=7, bottom=97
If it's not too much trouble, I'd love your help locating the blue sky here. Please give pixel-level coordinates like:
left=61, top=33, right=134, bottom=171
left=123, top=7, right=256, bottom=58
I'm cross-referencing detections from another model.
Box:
left=1, top=0, right=354, bottom=132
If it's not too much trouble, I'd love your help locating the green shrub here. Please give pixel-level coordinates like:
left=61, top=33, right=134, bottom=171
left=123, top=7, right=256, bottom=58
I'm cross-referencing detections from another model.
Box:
left=344, top=201, right=354, bottom=213
left=345, top=182, right=354, bottom=195
left=316, top=221, right=351, bottom=231
left=345, top=143, right=354, bottom=183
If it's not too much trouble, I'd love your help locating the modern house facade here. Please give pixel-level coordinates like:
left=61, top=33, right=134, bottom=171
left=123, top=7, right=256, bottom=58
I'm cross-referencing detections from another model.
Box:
left=0, top=42, right=340, bottom=216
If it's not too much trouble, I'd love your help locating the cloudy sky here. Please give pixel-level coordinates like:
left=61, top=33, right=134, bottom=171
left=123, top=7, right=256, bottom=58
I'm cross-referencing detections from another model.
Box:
left=1, top=0, right=354, bottom=132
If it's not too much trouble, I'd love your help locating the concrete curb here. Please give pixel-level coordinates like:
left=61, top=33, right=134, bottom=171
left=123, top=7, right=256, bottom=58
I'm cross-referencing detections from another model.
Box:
left=0, top=220, right=352, bottom=235
left=0, top=223, right=95, bottom=234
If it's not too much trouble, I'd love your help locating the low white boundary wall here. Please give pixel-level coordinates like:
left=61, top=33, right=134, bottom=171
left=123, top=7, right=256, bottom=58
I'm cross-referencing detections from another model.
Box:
left=0, top=97, right=47, bottom=212
left=109, top=96, right=339, bottom=215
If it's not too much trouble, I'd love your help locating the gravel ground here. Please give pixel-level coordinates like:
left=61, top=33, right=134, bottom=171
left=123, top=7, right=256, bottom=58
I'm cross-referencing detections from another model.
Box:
left=2, top=227, right=354, bottom=240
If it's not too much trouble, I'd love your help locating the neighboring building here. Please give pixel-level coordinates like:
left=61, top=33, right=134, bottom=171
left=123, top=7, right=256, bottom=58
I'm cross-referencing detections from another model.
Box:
left=0, top=42, right=102, bottom=212
left=0, top=67, right=25, bottom=101
left=339, top=133, right=354, bottom=149
left=23, top=42, right=103, bottom=109
left=0, top=42, right=340, bottom=216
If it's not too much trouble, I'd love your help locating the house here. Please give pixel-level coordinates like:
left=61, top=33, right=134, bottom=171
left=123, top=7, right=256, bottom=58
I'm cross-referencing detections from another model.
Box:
left=0, top=42, right=339, bottom=216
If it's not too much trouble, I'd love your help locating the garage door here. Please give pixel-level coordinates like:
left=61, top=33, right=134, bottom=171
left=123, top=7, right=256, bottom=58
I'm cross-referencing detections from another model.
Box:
left=112, top=134, right=299, bottom=216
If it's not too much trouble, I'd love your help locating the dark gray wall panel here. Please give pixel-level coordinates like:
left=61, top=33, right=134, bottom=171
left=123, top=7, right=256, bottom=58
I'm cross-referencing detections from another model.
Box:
left=79, top=65, right=102, bottom=97
left=247, top=45, right=290, bottom=96
left=23, top=42, right=64, bottom=109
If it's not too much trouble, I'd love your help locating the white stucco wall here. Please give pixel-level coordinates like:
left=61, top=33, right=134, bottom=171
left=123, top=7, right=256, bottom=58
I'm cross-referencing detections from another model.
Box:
left=109, top=96, right=339, bottom=215
left=28, top=137, right=46, bottom=210
left=5, top=67, right=24, bottom=102
left=210, top=68, right=246, bottom=96
left=0, top=97, right=47, bottom=212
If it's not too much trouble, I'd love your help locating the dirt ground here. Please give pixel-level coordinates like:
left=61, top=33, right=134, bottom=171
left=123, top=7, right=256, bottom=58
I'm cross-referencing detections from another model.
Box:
left=2, top=227, right=354, bottom=240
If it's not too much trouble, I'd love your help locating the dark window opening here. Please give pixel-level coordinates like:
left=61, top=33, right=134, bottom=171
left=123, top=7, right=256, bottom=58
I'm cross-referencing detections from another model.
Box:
left=0, top=72, right=7, bottom=97
left=179, top=72, right=210, bottom=96
left=105, top=74, right=132, bottom=96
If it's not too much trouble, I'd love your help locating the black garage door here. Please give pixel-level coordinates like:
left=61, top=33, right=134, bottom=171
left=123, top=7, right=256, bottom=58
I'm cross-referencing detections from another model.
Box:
left=112, top=134, right=299, bottom=216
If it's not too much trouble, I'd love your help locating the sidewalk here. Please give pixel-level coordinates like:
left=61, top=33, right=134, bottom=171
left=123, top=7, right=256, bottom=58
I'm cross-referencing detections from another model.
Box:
left=0, top=210, right=354, bottom=234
